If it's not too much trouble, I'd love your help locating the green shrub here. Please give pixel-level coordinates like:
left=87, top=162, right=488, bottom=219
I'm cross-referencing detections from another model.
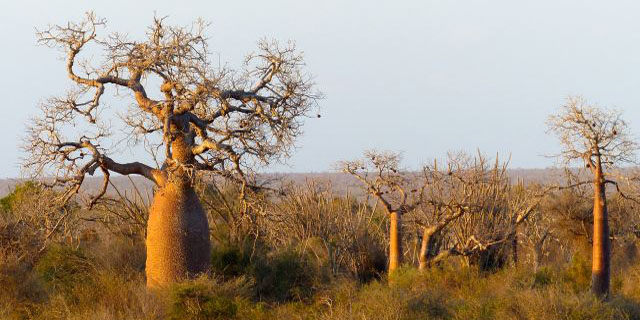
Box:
left=533, top=267, right=554, bottom=288
left=0, top=181, right=41, bottom=214
left=564, top=253, right=591, bottom=292
left=34, top=245, right=93, bottom=296
left=170, top=279, right=238, bottom=320
left=211, top=244, right=251, bottom=279
left=252, top=250, right=315, bottom=302
left=211, top=243, right=319, bottom=302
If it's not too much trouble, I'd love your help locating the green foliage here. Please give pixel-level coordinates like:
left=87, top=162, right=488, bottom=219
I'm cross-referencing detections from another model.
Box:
left=251, top=250, right=316, bottom=301
left=34, top=244, right=93, bottom=296
left=0, top=181, right=41, bottom=214
left=564, top=253, right=592, bottom=292
left=170, top=280, right=237, bottom=320
left=211, top=244, right=252, bottom=279
left=532, top=267, right=554, bottom=288
left=211, top=243, right=317, bottom=302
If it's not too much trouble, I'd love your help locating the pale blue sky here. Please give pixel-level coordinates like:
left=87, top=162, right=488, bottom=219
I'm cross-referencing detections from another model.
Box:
left=2, top=0, right=640, bottom=178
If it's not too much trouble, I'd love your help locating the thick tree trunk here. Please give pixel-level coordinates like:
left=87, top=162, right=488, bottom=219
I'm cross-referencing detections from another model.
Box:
left=388, top=211, right=402, bottom=275
left=145, top=179, right=211, bottom=287
left=591, top=163, right=610, bottom=297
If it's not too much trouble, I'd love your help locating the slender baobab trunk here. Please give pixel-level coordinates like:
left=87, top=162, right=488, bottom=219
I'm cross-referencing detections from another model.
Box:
left=145, top=136, right=212, bottom=287
left=591, top=158, right=610, bottom=297
left=389, top=211, right=402, bottom=275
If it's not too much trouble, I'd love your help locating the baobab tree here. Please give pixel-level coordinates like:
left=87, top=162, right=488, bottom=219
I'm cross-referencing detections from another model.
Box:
left=24, top=13, right=319, bottom=287
left=547, top=96, right=637, bottom=297
left=341, top=151, right=425, bottom=276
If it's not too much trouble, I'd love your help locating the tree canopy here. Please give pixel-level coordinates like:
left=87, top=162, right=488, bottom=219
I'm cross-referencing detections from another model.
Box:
left=24, top=12, right=321, bottom=205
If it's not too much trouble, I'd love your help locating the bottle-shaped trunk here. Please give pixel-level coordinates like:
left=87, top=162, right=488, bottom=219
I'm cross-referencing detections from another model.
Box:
left=388, top=211, right=402, bottom=275
left=146, top=180, right=211, bottom=287
left=591, top=164, right=610, bottom=297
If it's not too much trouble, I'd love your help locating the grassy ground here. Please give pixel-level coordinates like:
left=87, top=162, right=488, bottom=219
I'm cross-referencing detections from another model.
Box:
left=3, top=235, right=640, bottom=320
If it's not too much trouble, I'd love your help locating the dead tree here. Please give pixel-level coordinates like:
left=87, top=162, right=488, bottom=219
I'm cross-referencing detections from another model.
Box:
left=412, top=155, right=478, bottom=271
left=25, top=13, right=320, bottom=287
left=520, top=195, right=558, bottom=272
left=341, top=151, right=426, bottom=276
left=547, top=96, right=637, bottom=297
left=421, top=153, right=550, bottom=270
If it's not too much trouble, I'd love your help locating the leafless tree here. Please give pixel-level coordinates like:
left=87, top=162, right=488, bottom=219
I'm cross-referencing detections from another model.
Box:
left=547, top=96, right=638, bottom=297
left=340, top=151, right=426, bottom=276
left=418, top=153, right=548, bottom=270
left=520, top=201, right=556, bottom=271
left=24, top=12, right=320, bottom=286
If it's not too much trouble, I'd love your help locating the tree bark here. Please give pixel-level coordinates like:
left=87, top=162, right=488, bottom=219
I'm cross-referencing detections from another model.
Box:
left=145, top=136, right=211, bottom=287
left=418, top=226, right=436, bottom=271
left=145, top=179, right=211, bottom=287
left=388, top=211, right=402, bottom=275
left=591, top=160, right=610, bottom=297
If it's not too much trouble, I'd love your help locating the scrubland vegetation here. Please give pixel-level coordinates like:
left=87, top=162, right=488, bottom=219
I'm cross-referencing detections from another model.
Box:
left=10, top=11, right=640, bottom=320
left=4, top=172, right=640, bottom=319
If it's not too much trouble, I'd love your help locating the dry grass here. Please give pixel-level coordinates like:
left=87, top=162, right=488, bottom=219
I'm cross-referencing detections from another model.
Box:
left=3, top=180, right=640, bottom=319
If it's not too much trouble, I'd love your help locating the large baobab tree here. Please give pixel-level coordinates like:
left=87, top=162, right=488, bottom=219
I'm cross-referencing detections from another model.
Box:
left=341, top=151, right=425, bottom=276
left=25, top=13, right=319, bottom=287
left=548, top=96, right=637, bottom=297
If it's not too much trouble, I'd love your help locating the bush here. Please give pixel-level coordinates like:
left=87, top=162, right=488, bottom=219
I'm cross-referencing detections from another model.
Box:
left=0, top=181, right=41, bottom=214
left=211, top=244, right=252, bottom=279
left=170, top=283, right=237, bottom=320
left=211, top=242, right=318, bottom=302
left=34, top=244, right=94, bottom=297
left=532, top=267, right=554, bottom=288
left=564, top=253, right=591, bottom=292
left=252, top=250, right=316, bottom=301
left=169, top=276, right=253, bottom=320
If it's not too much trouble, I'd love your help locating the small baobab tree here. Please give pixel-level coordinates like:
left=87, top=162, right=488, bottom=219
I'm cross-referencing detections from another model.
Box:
left=547, top=96, right=637, bottom=297
left=341, top=151, right=425, bottom=276
left=25, top=13, right=320, bottom=287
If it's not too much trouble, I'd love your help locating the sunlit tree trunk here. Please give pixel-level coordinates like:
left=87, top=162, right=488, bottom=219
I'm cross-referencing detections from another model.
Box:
left=591, top=157, right=610, bottom=297
left=389, top=211, right=402, bottom=275
left=145, top=136, right=212, bottom=287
